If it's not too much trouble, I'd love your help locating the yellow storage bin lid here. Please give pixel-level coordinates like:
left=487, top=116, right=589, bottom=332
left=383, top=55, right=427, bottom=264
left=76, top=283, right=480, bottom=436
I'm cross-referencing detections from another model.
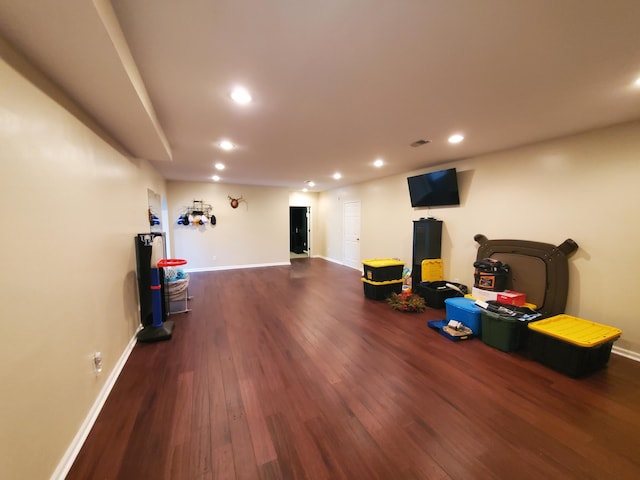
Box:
left=362, top=258, right=404, bottom=268
left=528, top=314, right=621, bottom=347
left=421, top=259, right=443, bottom=282
left=361, top=277, right=404, bottom=286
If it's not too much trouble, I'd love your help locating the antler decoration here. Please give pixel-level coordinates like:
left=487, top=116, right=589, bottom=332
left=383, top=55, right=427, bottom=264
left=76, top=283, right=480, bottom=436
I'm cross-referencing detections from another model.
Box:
left=228, top=195, right=245, bottom=209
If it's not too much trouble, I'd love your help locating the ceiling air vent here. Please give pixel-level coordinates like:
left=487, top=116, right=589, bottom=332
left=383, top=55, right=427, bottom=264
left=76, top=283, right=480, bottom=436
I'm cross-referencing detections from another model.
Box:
left=410, top=139, right=431, bottom=147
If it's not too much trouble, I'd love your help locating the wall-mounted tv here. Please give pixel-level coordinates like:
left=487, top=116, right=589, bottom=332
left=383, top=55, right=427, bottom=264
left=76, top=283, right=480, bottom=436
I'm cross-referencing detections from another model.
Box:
left=407, top=167, right=460, bottom=207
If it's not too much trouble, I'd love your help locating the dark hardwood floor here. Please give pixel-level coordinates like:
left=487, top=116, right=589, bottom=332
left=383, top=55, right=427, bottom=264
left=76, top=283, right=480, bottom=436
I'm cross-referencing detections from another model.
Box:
left=67, top=258, right=640, bottom=479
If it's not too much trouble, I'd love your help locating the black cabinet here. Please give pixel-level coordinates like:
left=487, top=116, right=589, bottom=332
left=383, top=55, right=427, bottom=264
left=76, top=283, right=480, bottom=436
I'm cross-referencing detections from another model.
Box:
left=412, top=219, right=442, bottom=285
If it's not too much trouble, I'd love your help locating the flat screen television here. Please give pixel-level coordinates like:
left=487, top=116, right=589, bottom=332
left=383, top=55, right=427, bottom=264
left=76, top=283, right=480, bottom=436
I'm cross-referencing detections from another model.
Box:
left=407, top=167, right=460, bottom=207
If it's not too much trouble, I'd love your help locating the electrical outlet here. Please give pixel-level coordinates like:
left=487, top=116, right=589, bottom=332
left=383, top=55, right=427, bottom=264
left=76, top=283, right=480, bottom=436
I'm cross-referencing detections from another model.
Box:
left=212, top=255, right=217, bottom=261
left=93, top=352, right=103, bottom=375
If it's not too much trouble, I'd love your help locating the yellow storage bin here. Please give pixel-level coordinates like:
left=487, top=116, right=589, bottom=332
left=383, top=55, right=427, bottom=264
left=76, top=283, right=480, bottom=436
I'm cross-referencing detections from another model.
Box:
left=528, top=315, right=621, bottom=347
left=527, top=314, right=621, bottom=377
left=421, top=259, right=443, bottom=282
left=362, top=258, right=404, bottom=282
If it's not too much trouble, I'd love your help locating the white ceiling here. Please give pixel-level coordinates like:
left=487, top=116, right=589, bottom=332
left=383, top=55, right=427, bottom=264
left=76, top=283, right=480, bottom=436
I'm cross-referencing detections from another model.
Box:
left=1, top=0, right=640, bottom=191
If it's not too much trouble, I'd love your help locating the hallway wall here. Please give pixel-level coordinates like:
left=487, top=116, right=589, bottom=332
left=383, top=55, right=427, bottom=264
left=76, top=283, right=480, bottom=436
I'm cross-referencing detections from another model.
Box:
left=0, top=39, right=166, bottom=480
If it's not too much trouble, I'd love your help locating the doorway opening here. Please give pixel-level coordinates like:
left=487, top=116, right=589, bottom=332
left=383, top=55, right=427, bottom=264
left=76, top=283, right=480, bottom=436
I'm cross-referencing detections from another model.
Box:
left=289, top=206, right=310, bottom=259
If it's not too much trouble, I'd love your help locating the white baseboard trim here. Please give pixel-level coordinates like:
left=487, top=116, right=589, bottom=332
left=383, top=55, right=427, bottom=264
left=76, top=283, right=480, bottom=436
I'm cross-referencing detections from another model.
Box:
left=612, top=345, right=640, bottom=362
left=184, top=261, right=290, bottom=273
left=50, top=330, right=140, bottom=480
left=317, top=255, right=342, bottom=265
left=317, top=255, right=362, bottom=272
left=186, top=258, right=362, bottom=274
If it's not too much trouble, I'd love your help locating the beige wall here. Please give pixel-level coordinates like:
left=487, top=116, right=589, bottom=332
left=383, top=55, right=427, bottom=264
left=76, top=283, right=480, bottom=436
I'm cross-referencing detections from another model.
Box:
left=0, top=42, right=165, bottom=479
left=318, top=121, right=640, bottom=355
left=2, top=28, right=639, bottom=480
left=165, top=184, right=321, bottom=269
left=167, top=181, right=291, bottom=270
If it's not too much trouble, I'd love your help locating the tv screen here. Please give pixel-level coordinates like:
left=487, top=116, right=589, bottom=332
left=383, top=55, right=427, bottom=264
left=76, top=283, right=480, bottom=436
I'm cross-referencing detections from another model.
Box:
left=407, top=168, right=460, bottom=207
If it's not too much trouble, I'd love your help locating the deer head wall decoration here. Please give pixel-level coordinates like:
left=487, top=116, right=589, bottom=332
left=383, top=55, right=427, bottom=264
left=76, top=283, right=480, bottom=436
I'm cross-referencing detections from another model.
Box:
left=228, top=195, right=245, bottom=209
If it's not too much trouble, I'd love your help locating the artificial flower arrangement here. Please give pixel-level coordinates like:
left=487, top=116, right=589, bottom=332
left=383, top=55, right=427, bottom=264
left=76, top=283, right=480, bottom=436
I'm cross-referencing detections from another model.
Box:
left=387, top=291, right=426, bottom=313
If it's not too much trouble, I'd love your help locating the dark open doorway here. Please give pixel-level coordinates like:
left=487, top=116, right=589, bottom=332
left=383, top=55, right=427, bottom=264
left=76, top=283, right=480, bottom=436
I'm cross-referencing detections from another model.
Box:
left=289, top=206, right=309, bottom=256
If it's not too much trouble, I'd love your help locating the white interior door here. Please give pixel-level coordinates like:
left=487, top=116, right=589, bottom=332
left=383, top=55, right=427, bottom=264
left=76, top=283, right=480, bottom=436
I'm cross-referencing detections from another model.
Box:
left=343, top=201, right=361, bottom=269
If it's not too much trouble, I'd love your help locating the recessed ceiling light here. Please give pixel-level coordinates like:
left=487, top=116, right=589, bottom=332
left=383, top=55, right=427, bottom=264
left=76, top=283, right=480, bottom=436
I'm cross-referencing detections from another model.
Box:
left=634, top=76, right=640, bottom=88
left=333, top=172, right=342, bottom=180
left=448, top=134, right=464, bottom=144
left=305, top=180, right=315, bottom=187
left=211, top=175, right=221, bottom=181
left=374, top=158, right=384, bottom=168
left=302, top=188, right=308, bottom=192
left=219, top=140, right=235, bottom=150
left=230, top=86, right=252, bottom=104
left=214, top=162, right=225, bottom=170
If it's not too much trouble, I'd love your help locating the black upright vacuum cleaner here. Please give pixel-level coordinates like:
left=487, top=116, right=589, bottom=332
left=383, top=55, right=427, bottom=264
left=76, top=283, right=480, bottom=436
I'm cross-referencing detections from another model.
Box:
left=135, top=233, right=174, bottom=342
